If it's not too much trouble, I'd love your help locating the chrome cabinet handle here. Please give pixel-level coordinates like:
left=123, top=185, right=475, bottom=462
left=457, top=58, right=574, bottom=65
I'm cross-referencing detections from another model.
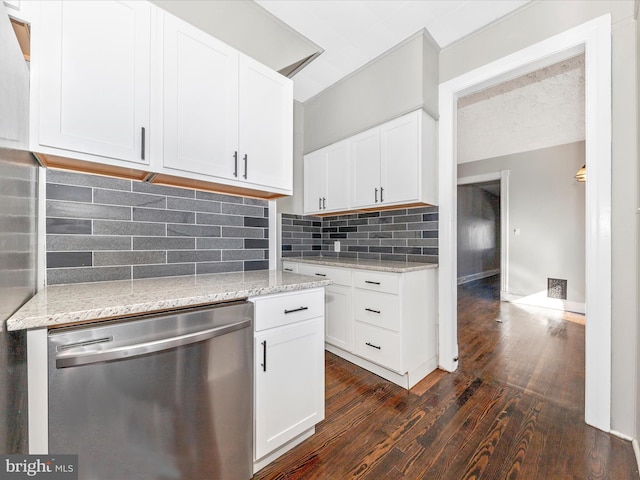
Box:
left=283, top=268, right=293, bottom=272
left=141, top=127, right=146, bottom=160
left=243, top=154, right=248, bottom=179
left=365, top=280, right=381, bottom=285
left=380, top=186, right=384, bottom=202
left=365, top=342, right=381, bottom=350
left=284, top=306, right=309, bottom=314
left=375, top=187, right=378, bottom=203
left=233, top=151, right=238, bottom=177
left=365, top=308, right=381, bottom=314
left=314, top=273, right=326, bottom=277
left=322, top=197, right=326, bottom=209
left=319, top=197, right=322, bottom=210
left=261, top=340, right=267, bottom=372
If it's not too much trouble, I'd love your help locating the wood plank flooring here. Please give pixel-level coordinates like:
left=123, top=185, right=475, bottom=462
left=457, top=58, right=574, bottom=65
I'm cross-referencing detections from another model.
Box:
left=253, top=276, right=639, bottom=480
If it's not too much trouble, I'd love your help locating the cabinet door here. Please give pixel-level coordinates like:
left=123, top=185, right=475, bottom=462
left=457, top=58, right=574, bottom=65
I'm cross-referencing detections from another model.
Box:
left=350, top=127, right=380, bottom=208
left=324, top=140, right=350, bottom=213
left=303, top=150, right=327, bottom=214
left=37, top=1, right=151, bottom=164
left=162, top=13, right=239, bottom=178
left=239, top=55, right=293, bottom=191
left=325, top=284, right=353, bottom=351
left=254, top=318, right=324, bottom=460
left=380, top=111, right=420, bottom=205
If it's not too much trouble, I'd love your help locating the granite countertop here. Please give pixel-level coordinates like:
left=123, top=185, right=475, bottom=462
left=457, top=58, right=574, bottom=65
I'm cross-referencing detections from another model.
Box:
left=7, top=270, right=331, bottom=331
left=283, top=256, right=438, bottom=273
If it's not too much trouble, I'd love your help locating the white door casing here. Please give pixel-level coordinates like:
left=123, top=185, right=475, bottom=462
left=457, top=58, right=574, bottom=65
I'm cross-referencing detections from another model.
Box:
left=438, top=15, right=611, bottom=432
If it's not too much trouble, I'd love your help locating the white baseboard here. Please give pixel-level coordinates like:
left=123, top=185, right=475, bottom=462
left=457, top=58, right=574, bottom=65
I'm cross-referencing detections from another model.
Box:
left=253, top=427, right=315, bottom=473
left=326, top=344, right=437, bottom=390
left=457, top=269, right=500, bottom=285
left=501, top=291, right=586, bottom=314
left=610, top=429, right=633, bottom=441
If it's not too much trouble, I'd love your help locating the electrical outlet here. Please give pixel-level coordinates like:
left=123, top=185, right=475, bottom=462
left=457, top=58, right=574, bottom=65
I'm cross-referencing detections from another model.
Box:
left=334, top=241, right=341, bottom=252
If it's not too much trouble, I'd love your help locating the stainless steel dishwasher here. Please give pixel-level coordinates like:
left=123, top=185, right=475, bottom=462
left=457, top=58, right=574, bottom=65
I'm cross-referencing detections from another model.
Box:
left=47, top=300, right=253, bottom=480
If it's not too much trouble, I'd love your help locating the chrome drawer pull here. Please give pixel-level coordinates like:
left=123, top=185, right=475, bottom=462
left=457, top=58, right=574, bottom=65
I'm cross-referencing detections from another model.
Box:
left=365, top=308, right=381, bottom=314
left=314, top=273, right=327, bottom=277
left=284, top=306, right=309, bottom=314
left=261, top=340, right=267, bottom=372
left=364, top=280, right=381, bottom=285
left=365, top=342, right=381, bottom=350
left=283, top=268, right=293, bottom=272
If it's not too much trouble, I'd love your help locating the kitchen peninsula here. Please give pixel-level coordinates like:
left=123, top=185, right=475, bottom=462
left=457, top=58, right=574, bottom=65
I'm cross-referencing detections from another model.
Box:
left=283, top=257, right=438, bottom=389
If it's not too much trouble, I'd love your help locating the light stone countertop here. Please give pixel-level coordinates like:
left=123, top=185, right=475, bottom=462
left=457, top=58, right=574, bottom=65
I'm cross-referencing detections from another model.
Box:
left=282, top=256, right=438, bottom=273
left=6, top=270, right=331, bottom=331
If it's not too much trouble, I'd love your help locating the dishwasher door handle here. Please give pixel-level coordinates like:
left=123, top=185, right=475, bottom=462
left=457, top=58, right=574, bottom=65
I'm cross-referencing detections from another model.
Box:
left=56, top=318, right=252, bottom=369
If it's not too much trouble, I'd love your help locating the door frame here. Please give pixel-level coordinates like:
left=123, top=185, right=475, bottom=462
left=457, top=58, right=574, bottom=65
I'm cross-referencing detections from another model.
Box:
left=437, top=15, right=611, bottom=431
left=457, top=171, right=509, bottom=295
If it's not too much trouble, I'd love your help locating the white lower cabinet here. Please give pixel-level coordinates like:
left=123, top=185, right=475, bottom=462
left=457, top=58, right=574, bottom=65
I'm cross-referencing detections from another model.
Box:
left=284, top=261, right=437, bottom=389
left=296, top=263, right=353, bottom=352
left=251, top=288, right=325, bottom=472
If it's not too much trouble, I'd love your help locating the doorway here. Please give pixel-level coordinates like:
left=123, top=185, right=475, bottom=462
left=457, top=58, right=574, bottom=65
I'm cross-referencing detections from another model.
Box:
left=437, top=15, right=611, bottom=431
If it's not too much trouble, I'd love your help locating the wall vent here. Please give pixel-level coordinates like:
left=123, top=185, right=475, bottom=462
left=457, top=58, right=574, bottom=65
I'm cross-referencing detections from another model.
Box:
left=547, top=278, right=567, bottom=300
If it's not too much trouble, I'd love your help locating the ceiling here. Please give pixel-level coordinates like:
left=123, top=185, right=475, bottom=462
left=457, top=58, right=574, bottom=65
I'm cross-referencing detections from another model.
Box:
left=256, top=0, right=532, bottom=102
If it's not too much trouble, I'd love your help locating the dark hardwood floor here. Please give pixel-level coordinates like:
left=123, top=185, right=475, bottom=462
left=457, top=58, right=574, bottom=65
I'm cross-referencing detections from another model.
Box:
left=253, top=276, right=639, bottom=479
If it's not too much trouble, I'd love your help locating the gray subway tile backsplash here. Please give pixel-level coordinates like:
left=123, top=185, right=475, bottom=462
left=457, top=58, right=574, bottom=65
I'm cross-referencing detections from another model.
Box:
left=47, top=201, right=132, bottom=221
left=46, top=218, right=92, bottom=235
left=94, top=251, right=166, bottom=267
left=47, top=235, right=132, bottom=252
left=47, top=266, right=132, bottom=285
left=282, top=206, right=438, bottom=263
left=46, top=170, right=269, bottom=285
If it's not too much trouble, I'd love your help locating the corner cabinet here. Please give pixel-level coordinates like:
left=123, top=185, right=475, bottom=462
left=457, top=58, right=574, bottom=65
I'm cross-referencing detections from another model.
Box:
left=251, top=289, right=325, bottom=473
left=31, top=0, right=152, bottom=167
left=295, top=263, right=353, bottom=352
left=303, top=109, right=437, bottom=214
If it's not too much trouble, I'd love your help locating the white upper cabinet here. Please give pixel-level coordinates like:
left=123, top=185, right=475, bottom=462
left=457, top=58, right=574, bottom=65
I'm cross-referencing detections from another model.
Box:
left=159, top=13, right=292, bottom=194
left=380, top=112, right=421, bottom=205
left=303, top=149, right=326, bottom=213
left=33, top=1, right=151, bottom=165
left=29, top=1, right=293, bottom=197
left=161, top=13, right=239, bottom=179
left=303, top=139, right=349, bottom=214
left=350, top=127, right=381, bottom=208
left=304, top=109, right=438, bottom=213
left=238, top=55, right=292, bottom=192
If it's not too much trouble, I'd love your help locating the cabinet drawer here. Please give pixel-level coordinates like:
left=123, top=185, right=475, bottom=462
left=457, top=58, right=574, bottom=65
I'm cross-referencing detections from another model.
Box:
left=298, top=264, right=352, bottom=286
left=353, top=270, right=399, bottom=294
left=353, top=290, right=399, bottom=331
left=253, top=289, right=324, bottom=331
left=354, top=322, right=401, bottom=372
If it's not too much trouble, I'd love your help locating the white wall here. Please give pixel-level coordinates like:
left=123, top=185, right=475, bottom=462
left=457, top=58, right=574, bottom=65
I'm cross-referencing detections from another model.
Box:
left=303, top=30, right=439, bottom=153
left=459, top=142, right=586, bottom=305
left=441, top=0, right=638, bottom=437
left=276, top=101, right=304, bottom=215
left=636, top=5, right=640, bottom=449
